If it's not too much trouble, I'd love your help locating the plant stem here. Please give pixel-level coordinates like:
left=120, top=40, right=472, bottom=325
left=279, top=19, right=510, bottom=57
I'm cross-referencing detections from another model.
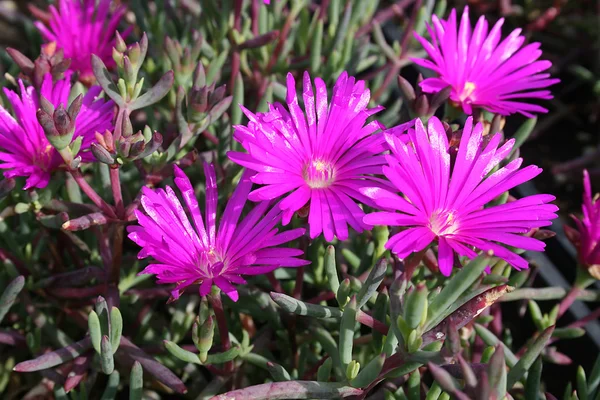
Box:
left=357, top=310, right=389, bottom=335
left=293, top=266, right=304, bottom=299
left=110, top=225, right=124, bottom=285
left=557, top=286, right=583, bottom=319
left=568, top=306, right=600, bottom=329
left=70, top=169, right=117, bottom=219
left=208, top=291, right=234, bottom=373
left=557, top=268, right=597, bottom=319
left=266, top=272, right=284, bottom=293
left=109, top=167, right=125, bottom=217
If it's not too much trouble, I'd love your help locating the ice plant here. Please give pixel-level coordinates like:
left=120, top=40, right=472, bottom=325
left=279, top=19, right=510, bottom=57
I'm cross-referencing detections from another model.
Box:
left=0, top=73, right=114, bottom=189
left=127, top=164, right=309, bottom=301
left=362, top=117, right=558, bottom=275
left=412, top=6, right=559, bottom=117
left=569, top=170, right=600, bottom=280
left=34, top=0, right=127, bottom=84
left=228, top=71, right=390, bottom=241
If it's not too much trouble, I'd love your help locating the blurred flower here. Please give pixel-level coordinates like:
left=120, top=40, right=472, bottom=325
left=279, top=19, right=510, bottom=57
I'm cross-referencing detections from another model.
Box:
left=127, top=164, right=309, bottom=302
left=362, top=117, right=558, bottom=276
left=228, top=72, right=390, bottom=241
left=0, top=73, right=114, bottom=189
left=34, top=0, right=128, bottom=84
left=568, top=170, right=600, bottom=279
left=412, top=7, right=559, bottom=117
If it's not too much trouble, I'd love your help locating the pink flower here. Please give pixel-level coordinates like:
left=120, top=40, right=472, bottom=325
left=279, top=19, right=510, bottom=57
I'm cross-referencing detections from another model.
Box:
left=0, top=73, right=114, bottom=189
left=127, top=164, right=309, bottom=302
left=34, top=0, right=127, bottom=83
left=412, top=7, right=559, bottom=117
left=362, top=117, right=558, bottom=275
left=570, top=170, right=600, bottom=279
left=228, top=72, right=391, bottom=242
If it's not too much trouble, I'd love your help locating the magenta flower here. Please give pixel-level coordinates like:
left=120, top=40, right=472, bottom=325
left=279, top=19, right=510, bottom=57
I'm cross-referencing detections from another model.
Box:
left=362, top=117, right=558, bottom=276
left=228, top=71, right=391, bottom=242
left=127, top=164, right=309, bottom=302
left=412, top=7, right=559, bottom=117
left=0, top=73, right=114, bottom=189
left=570, top=170, right=600, bottom=279
left=34, top=0, right=127, bottom=83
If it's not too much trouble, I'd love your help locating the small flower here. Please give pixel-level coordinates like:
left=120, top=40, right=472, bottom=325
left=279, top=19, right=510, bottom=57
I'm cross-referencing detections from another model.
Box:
left=569, top=170, right=600, bottom=280
left=127, top=164, right=309, bottom=302
left=412, top=7, right=559, bottom=117
left=34, top=0, right=128, bottom=83
left=0, top=73, right=114, bottom=189
left=229, top=71, right=394, bottom=241
left=362, top=117, right=558, bottom=275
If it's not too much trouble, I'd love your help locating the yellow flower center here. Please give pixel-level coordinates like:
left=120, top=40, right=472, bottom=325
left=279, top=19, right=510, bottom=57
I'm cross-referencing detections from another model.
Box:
left=303, top=160, right=335, bottom=189
left=429, top=209, right=459, bottom=236
left=459, top=81, right=477, bottom=103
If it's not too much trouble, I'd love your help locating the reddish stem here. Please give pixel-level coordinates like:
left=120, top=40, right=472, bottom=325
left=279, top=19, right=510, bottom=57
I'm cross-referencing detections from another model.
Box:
left=110, top=225, right=124, bottom=285
left=357, top=310, right=389, bottom=335
left=557, top=286, right=582, bottom=319
left=266, top=271, right=284, bottom=293
left=568, top=306, right=600, bottom=329
left=208, top=293, right=234, bottom=373
left=293, top=266, right=304, bottom=299
left=109, top=167, right=125, bottom=217
left=70, top=169, right=117, bottom=219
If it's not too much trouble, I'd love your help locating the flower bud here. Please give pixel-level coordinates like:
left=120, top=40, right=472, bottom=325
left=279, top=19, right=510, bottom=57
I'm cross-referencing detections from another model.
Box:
left=95, top=131, right=107, bottom=148
left=345, top=360, right=360, bottom=381
left=91, top=143, right=115, bottom=165
left=197, top=315, right=215, bottom=363
left=67, top=94, right=83, bottom=119
left=130, top=131, right=163, bottom=160
left=118, top=140, right=131, bottom=158
left=209, top=85, right=226, bottom=107
left=397, top=75, right=416, bottom=103
left=165, top=37, right=181, bottom=71
left=112, top=47, right=124, bottom=68
left=123, top=56, right=136, bottom=88
left=128, top=42, right=141, bottom=68
left=40, top=96, right=55, bottom=115
left=142, top=126, right=153, bottom=142
left=428, top=85, right=452, bottom=116
left=193, top=62, right=206, bottom=88
left=53, top=105, right=72, bottom=135
left=190, top=86, right=209, bottom=115
left=414, top=95, right=429, bottom=117
left=129, top=139, right=146, bottom=159
left=114, top=31, right=127, bottom=53
left=6, top=48, right=34, bottom=75
left=121, top=114, right=133, bottom=138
